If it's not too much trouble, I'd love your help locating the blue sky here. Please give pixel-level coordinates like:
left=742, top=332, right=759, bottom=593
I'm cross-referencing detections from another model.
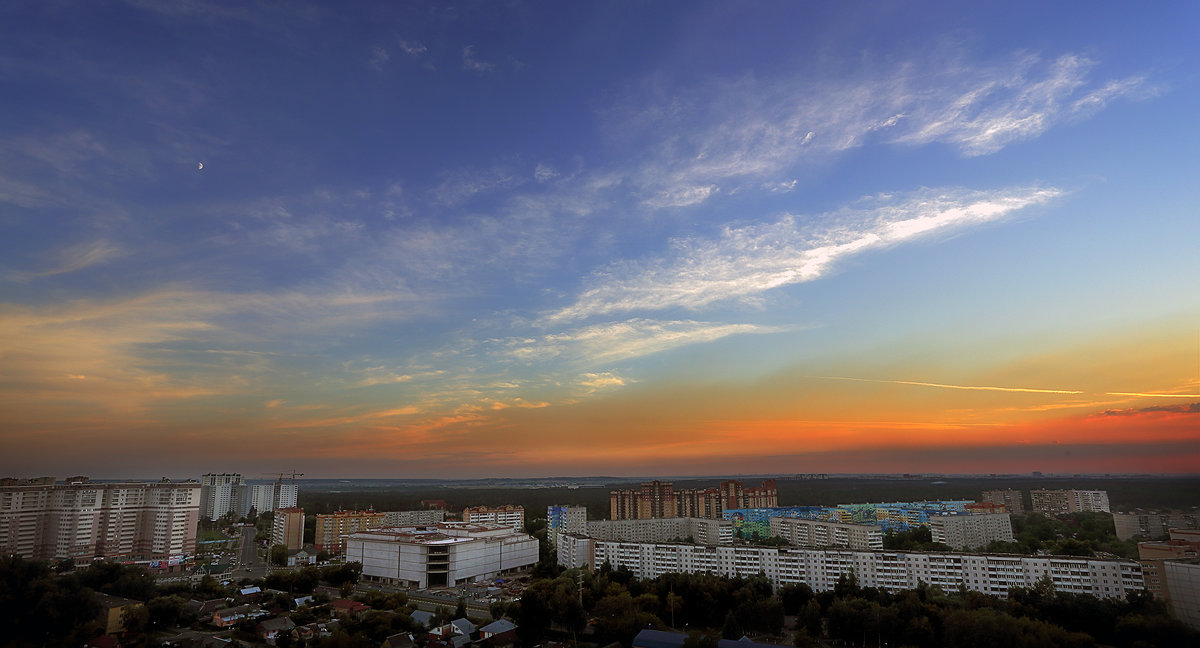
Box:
left=2, top=1, right=1198, bottom=478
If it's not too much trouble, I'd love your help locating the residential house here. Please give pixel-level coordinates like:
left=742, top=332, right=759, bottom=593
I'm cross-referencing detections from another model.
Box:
left=410, top=610, right=435, bottom=628
left=329, top=598, right=371, bottom=619
left=383, top=633, right=416, bottom=648
left=257, top=617, right=296, bottom=646
left=93, top=592, right=145, bottom=635
left=212, top=605, right=266, bottom=627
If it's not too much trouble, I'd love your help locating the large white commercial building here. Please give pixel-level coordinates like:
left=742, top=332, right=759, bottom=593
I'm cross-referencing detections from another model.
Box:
left=585, top=517, right=733, bottom=547
left=0, top=476, right=200, bottom=561
left=928, top=513, right=1014, bottom=550
left=561, top=538, right=1143, bottom=601
left=769, top=517, right=883, bottom=551
left=347, top=522, right=539, bottom=589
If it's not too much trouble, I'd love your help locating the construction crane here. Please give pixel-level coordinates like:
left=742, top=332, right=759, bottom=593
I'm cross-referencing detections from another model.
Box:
left=261, top=471, right=304, bottom=485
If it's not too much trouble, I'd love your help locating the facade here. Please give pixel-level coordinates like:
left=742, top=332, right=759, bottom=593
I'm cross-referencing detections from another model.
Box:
left=347, top=522, right=539, bottom=589
left=462, top=505, right=524, bottom=531
left=384, top=509, right=447, bottom=527
left=928, top=513, right=1014, bottom=550
left=556, top=532, right=594, bottom=569
left=1113, top=512, right=1200, bottom=540
left=566, top=537, right=1144, bottom=601
left=0, top=476, right=199, bottom=561
left=315, top=510, right=386, bottom=553
left=769, top=517, right=883, bottom=551
left=585, top=517, right=733, bottom=546
left=1031, top=489, right=1110, bottom=516
left=1163, top=560, right=1200, bottom=630
left=981, top=489, right=1026, bottom=514
left=547, top=505, right=587, bottom=546
left=272, top=508, right=305, bottom=551
left=199, top=473, right=245, bottom=521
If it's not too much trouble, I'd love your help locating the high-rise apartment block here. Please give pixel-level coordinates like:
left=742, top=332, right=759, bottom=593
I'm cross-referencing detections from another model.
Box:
left=547, top=505, right=587, bottom=546
left=272, top=507, right=305, bottom=551
left=462, top=505, right=524, bottom=531
left=314, top=510, right=385, bottom=553
left=1031, top=489, right=1110, bottom=516
left=1113, top=512, right=1200, bottom=540
left=0, top=476, right=199, bottom=561
left=928, top=513, right=1015, bottom=550
left=981, top=489, right=1026, bottom=514
left=199, top=473, right=245, bottom=521
left=610, top=479, right=777, bottom=521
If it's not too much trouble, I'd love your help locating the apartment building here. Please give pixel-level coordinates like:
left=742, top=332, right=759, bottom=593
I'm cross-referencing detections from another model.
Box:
left=585, top=517, right=733, bottom=547
left=610, top=479, right=779, bottom=521
left=199, top=473, right=245, bottom=521
left=272, top=508, right=305, bottom=551
left=0, top=476, right=200, bottom=561
left=1031, top=489, right=1110, bottom=516
left=1113, top=512, right=1200, bottom=540
left=383, top=509, right=446, bottom=527
left=347, top=522, right=539, bottom=589
left=769, top=517, right=883, bottom=551
left=928, top=513, right=1014, bottom=550
left=239, top=481, right=299, bottom=518
left=314, top=510, right=385, bottom=553
left=981, top=489, right=1026, bottom=513
left=566, top=537, right=1144, bottom=601
left=547, top=505, right=587, bottom=547
left=462, top=505, right=524, bottom=531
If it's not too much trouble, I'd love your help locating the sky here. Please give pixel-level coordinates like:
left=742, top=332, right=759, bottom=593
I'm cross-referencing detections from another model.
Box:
left=1, top=1, right=1198, bottom=480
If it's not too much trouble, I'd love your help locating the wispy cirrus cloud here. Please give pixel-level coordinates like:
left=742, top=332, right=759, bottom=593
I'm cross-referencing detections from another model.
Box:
left=551, top=185, right=1062, bottom=322
left=616, top=52, right=1147, bottom=207
left=501, top=318, right=787, bottom=365
left=462, top=45, right=494, bottom=73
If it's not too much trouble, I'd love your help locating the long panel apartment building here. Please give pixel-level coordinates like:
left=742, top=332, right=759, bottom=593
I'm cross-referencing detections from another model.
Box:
left=384, top=509, right=447, bottom=527
left=929, top=513, right=1015, bottom=550
left=562, top=537, right=1143, bottom=601
left=0, top=476, right=200, bottom=561
left=981, top=489, right=1026, bottom=514
left=1031, top=489, right=1111, bottom=516
left=610, top=479, right=778, bottom=521
left=314, top=510, right=385, bottom=553
left=586, top=517, right=733, bottom=546
left=769, top=517, right=883, bottom=551
left=462, top=505, right=524, bottom=531
left=347, top=522, right=539, bottom=589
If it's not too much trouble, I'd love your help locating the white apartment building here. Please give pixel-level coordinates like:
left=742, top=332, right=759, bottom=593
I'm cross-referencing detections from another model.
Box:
left=928, top=513, right=1014, bottom=550
left=237, top=481, right=299, bottom=518
left=347, top=522, right=539, bottom=589
left=384, top=509, right=447, bottom=526
left=567, top=538, right=1143, bottom=601
left=769, top=517, right=883, bottom=551
left=585, top=517, right=733, bottom=546
left=548, top=505, right=587, bottom=547
left=0, top=476, right=200, bottom=561
left=556, top=532, right=594, bottom=569
left=199, top=473, right=245, bottom=521
left=462, top=505, right=524, bottom=531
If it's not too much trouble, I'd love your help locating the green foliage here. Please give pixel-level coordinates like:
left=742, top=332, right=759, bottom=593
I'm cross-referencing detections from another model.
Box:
left=271, top=543, right=289, bottom=566
left=883, top=526, right=953, bottom=552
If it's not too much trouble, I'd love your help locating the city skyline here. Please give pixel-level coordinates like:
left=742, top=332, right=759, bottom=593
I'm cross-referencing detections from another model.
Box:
left=2, top=2, right=1198, bottom=479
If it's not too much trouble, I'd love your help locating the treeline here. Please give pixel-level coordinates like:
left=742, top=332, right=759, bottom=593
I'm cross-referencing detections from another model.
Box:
left=509, top=566, right=1196, bottom=648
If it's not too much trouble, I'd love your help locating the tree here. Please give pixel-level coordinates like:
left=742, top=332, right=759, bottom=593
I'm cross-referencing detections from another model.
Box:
left=271, top=543, right=289, bottom=566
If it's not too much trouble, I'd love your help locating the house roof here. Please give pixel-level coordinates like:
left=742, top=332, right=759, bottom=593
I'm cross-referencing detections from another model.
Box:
left=329, top=598, right=370, bottom=611
left=258, top=617, right=296, bottom=633
left=450, top=618, right=476, bottom=635
left=480, top=619, right=516, bottom=634
left=632, top=630, right=784, bottom=648
left=411, top=610, right=434, bottom=626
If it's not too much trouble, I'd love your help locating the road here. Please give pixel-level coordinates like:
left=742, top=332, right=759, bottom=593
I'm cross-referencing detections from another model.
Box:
left=238, top=525, right=269, bottom=579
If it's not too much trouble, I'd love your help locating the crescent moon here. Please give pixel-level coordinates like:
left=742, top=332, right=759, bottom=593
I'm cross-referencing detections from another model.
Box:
left=198, top=162, right=204, bottom=170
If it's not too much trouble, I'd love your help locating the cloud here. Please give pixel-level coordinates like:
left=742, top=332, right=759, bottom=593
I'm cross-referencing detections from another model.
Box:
left=368, top=46, right=390, bottom=71
left=502, top=318, right=787, bottom=365
left=399, top=39, right=427, bottom=56
left=578, top=371, right=630, bottom=390
left=550, top=185, right=1061, bottom=321
left=611, top=52, right=1146, bottom=206
left=1096, top=402, right=1200, bottom=417
left=462, top=46, right=494, bottom=73
left=534, top=164, right=558, bottom=182
left=820, top=376, right=1085, bottom=395
left=5, top=240, right=124, bottom=282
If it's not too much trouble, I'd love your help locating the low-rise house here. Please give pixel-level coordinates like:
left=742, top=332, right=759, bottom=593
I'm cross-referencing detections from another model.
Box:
left=450, top=618, right=477, bottom=637
left=292, top=620, right=340, bottom=643
left=287, top=549, right=318, bottom=566
left=479, top=619, right=517, bottom=639
left=257, top=616, right=296, bottom=645
left=383, top=632, right=416, bottom=648
left=410, top=610, right=435, bottom=628
left=93, top=592, right=145, bottom=635
left=212, top=604, right=266, bottom=627
left=329, top=598, right=371, bottom=619
left=186, top=598, right=229, bottom=619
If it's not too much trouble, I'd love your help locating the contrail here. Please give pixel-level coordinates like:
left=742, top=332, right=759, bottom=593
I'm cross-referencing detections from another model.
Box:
left=820, top=376, right=1084, bottom=394
left=1105, top=391, right=1200, bottom=398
